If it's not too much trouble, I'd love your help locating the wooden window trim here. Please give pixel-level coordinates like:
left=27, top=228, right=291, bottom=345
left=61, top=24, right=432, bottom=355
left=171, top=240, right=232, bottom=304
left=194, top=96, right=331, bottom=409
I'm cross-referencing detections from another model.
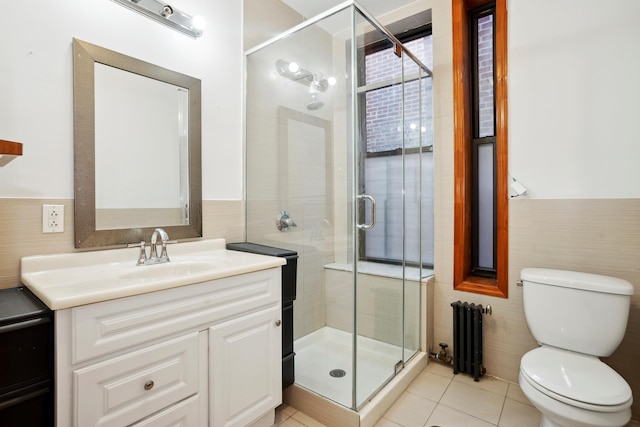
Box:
left=453, top=0, right=508, bottom=298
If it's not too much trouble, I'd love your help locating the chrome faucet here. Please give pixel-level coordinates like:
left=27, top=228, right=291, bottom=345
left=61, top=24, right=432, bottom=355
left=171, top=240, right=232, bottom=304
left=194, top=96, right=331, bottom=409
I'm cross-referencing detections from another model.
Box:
left=129, top=228, right=172, bottom=266
left=150, top=228, right=170, bottom=263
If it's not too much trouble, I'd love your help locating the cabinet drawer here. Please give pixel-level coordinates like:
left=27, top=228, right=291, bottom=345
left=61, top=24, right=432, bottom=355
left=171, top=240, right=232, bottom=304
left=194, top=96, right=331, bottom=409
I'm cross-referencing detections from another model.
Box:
left=0, top=317, right=52, bottom=394
left=71, top=268, right=280, bottom=362
left=0, top=383, right=53, bottom=427
left=131, top=394, right=200, bottom=427
left=74, top=332, right=201, bottom=427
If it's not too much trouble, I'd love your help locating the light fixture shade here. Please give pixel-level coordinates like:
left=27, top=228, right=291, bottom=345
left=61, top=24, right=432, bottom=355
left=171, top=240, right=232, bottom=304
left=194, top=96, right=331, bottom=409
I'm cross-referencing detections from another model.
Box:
left=275, top=59, right=330, bottom=92
left=112, top=0, right=204, bottom=38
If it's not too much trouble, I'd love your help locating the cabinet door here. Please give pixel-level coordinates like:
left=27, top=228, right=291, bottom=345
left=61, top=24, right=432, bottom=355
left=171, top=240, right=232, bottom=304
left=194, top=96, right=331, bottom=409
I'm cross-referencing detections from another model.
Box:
left=209, top=306, right=282, bottom=427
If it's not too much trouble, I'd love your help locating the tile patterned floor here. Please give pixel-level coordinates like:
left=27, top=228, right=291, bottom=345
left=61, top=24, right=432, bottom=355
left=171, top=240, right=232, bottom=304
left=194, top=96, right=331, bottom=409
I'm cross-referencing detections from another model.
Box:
left=274, top=361, right=640, bottom=427
left=274, top=362, right=542, bottom=427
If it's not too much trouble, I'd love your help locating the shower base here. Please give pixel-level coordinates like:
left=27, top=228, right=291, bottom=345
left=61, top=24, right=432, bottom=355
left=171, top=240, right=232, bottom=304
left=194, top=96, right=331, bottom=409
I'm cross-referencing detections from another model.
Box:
left=288, top=326, right=427, bottom=427
left=295, top=326, right=415, bottom=408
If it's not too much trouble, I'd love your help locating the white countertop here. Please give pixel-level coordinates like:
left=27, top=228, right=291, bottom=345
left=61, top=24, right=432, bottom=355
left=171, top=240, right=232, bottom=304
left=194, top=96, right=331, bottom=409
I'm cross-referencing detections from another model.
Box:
left=21, top=239, right=286, bottom=310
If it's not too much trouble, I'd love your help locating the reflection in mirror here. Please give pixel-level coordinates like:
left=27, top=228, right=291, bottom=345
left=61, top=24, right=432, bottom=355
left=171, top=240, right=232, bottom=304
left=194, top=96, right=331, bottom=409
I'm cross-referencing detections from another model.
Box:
left=94, top=63, right=190, bottom=230
left=73, top=38, right=202, bottom=248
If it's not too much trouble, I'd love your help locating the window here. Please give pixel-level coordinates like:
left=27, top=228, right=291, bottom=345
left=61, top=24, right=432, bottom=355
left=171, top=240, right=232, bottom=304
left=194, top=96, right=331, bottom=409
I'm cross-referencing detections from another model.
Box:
left=471, top=7, right=496, bottom=277
left=453, top=0, right=508, bottom=297
left=360, top=25, right=434, bottom=268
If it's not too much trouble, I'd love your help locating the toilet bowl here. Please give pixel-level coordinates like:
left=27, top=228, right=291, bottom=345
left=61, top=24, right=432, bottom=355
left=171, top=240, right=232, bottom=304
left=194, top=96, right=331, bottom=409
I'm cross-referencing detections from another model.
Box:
left=519, top=268, right=634, bottom=427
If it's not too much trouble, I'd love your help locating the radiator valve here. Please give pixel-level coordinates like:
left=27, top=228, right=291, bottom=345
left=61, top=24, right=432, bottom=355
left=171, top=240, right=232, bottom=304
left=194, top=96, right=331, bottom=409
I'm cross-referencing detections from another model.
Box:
left=434, top=342, right=452, bottom=364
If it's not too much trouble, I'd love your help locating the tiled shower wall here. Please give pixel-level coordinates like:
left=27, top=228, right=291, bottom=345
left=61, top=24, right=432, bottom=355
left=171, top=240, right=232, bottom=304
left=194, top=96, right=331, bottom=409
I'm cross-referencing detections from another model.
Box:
left=325, top=269, right=422, bottom=351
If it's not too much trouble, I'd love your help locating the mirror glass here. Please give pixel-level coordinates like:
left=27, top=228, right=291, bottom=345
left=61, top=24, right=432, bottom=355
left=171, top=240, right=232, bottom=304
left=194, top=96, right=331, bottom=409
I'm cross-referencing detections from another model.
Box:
left=94, top=63, right=190, bottom=230
left=73, top=38, right=202, bottom=248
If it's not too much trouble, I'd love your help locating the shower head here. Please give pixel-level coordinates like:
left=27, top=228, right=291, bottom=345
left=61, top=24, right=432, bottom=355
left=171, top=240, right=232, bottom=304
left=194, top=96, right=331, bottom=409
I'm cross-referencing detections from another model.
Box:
left=307, top=94, right=324, bottom=111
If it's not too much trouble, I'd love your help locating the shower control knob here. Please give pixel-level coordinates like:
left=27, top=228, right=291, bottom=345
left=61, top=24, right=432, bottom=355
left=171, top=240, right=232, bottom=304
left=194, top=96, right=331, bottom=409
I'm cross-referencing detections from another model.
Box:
left=275, top=320, right=282, bottom=327
left=276, top=211, right=297, bottom=232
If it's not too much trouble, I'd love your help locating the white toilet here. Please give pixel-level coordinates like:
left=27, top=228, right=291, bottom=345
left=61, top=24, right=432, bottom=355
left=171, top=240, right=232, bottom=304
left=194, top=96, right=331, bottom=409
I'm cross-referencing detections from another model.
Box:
left=519, top=268, right=634, bottom=427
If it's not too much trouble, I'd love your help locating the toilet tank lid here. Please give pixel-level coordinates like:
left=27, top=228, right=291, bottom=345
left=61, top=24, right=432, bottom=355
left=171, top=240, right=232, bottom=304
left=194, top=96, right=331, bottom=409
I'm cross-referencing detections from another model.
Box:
left=521, top=268, right=634, bottom=295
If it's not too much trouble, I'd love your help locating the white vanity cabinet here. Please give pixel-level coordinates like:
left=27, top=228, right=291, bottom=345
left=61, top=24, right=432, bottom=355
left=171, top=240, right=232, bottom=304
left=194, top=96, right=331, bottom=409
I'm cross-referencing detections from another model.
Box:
left=210, top=305, right=282, bottom=427
left=53, top=268, right=282, bottom=427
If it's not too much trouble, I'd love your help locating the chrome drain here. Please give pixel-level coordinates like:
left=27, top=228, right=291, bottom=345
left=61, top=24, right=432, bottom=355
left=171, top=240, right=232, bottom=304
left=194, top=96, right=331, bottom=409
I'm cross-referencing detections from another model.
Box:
left=329, top=369, right=346, bottom=378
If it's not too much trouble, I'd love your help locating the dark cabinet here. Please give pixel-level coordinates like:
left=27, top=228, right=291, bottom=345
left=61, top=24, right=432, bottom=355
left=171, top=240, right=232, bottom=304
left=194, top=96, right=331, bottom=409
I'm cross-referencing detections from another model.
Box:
left=226, top=242, right=298, bottom=388
left=0, top=287, right=53, bottom=427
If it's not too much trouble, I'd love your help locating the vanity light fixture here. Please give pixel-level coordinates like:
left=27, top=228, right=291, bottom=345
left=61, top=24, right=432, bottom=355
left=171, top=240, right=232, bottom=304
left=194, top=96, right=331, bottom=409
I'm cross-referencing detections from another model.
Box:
left=276, top=59, right=334, bottom=92
left=112, top=0, right=205, bottom=38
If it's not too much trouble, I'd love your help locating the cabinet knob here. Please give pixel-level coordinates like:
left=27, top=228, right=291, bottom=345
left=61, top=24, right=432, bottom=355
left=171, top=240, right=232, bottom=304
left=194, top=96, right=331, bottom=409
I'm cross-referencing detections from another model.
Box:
left=275, top=320, right=281, bottom=327
left=144, top=380, right=155, bottom=391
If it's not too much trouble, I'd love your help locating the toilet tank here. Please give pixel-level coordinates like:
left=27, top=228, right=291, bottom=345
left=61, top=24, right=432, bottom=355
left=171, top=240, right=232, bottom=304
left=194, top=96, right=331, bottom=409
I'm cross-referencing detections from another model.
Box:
left=521, top=268, right=634, bottom=357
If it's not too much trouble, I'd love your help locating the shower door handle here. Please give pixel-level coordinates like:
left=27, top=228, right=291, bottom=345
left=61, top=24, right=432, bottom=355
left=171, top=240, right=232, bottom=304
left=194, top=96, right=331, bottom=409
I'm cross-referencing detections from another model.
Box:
left=357, top=194, right=376, bottom=230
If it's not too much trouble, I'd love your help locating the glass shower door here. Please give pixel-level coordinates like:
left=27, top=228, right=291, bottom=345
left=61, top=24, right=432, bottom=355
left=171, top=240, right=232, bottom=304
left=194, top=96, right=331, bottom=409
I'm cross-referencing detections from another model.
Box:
left=353, top=7, right=432, bottom=408
left=353, top=9, right=407, bottom=409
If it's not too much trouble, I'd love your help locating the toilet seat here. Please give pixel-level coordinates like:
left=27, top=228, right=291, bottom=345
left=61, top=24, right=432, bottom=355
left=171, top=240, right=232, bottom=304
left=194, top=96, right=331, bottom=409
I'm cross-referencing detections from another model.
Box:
left=520, top=347, right=632, bottom=412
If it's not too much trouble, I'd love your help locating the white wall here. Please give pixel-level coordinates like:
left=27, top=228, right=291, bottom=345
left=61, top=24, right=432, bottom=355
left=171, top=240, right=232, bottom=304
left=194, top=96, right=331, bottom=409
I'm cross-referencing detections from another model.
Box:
left=0, top=0, right=243, bottom=200
left=508, top=0, right=640, bottom=199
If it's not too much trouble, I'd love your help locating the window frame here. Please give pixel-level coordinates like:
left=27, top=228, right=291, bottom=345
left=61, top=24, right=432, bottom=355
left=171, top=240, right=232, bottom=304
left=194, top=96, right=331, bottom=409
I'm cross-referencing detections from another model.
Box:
left=452, top=0, right=508, bottom=298
left=358, top=24, right=434, bottom=269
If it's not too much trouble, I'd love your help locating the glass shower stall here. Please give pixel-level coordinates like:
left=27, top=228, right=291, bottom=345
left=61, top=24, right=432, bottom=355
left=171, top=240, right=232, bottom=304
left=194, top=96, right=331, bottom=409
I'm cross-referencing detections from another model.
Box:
left=244, top=1, right=433, bottom=411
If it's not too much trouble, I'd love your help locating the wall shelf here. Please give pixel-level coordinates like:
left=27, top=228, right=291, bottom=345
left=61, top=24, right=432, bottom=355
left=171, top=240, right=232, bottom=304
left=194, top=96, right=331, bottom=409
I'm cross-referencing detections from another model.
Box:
left=0, top=139, right=23, bottom=167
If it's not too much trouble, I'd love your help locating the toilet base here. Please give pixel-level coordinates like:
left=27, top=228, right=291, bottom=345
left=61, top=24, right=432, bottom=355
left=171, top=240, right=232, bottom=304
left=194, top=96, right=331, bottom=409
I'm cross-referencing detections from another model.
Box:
left=519, top=371, right=631, bottom=427
left=540, top=415, right=567, bottom=427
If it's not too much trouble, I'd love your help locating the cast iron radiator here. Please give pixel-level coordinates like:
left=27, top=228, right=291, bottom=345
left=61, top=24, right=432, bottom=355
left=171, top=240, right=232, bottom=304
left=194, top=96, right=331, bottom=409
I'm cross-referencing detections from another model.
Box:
left=451, top=301, right=486, bottom=381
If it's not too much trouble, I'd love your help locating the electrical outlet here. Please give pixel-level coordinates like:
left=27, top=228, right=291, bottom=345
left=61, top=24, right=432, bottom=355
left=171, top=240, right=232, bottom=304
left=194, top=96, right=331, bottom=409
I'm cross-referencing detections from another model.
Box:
left=42, top=204, right=64, bottom=233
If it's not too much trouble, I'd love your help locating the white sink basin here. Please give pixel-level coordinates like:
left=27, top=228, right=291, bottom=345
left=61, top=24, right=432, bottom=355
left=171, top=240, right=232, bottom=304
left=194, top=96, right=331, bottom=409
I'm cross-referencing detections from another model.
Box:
left=119, top=257, right=232, bottom=280
left=21, top=239, right=285, bottom=310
